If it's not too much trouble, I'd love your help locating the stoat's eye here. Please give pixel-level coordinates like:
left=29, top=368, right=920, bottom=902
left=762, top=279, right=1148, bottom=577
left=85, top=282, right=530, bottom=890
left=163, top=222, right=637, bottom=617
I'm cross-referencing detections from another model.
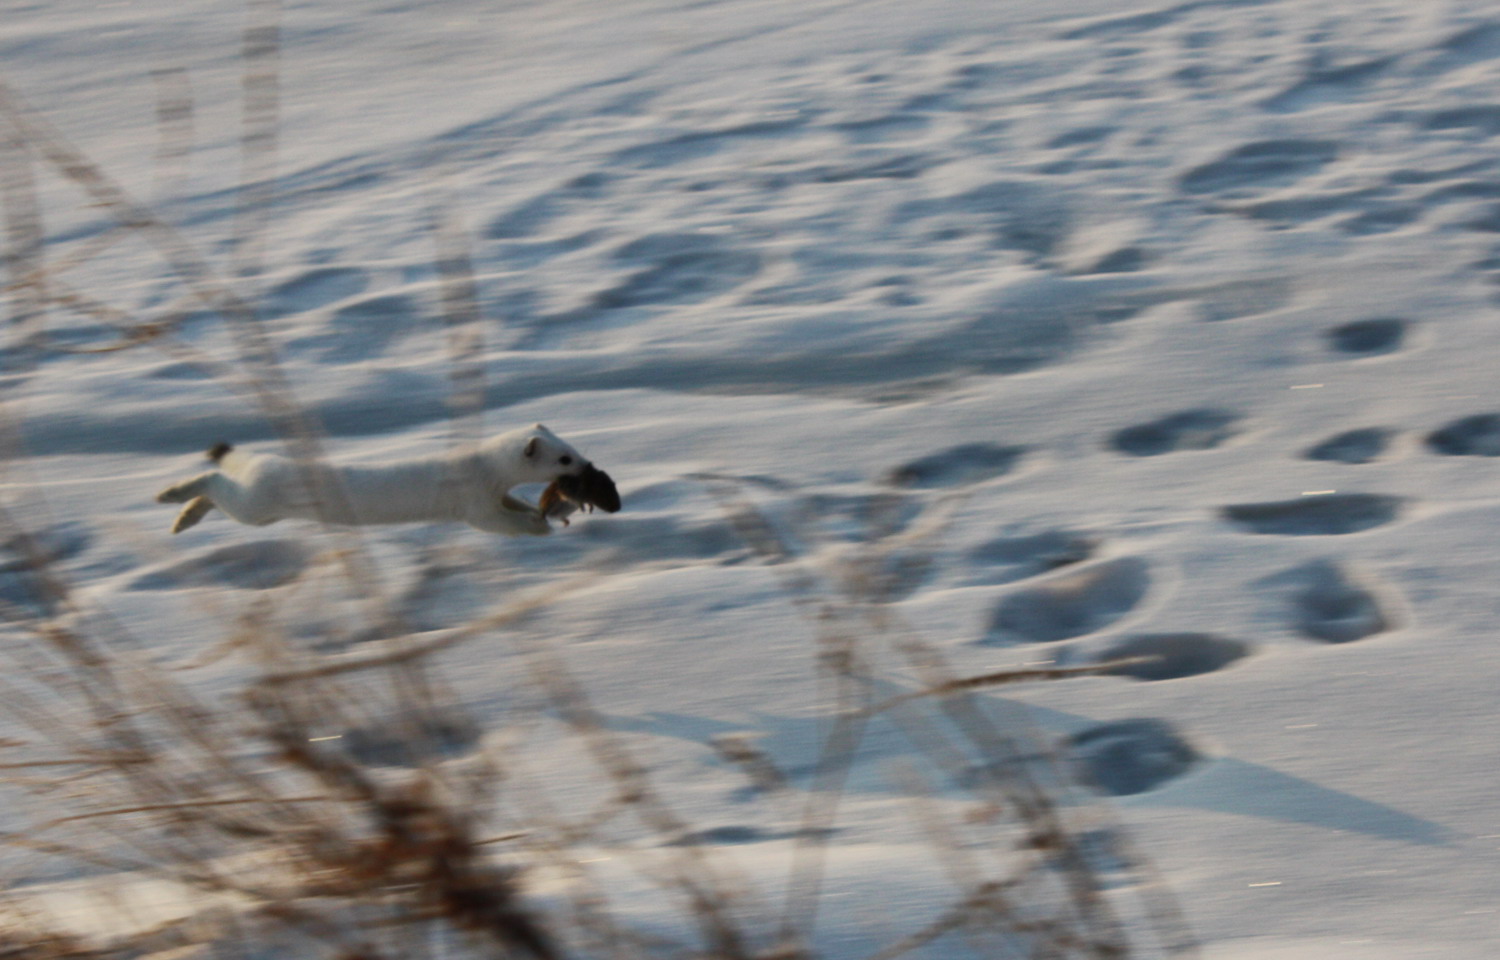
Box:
left=559, top=455, right=573, bottom=466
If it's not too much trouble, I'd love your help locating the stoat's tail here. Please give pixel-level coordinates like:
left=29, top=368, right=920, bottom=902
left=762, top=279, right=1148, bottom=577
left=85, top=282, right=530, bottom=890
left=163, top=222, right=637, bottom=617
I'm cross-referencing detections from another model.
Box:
left=207, top=442, right=233, bottom=463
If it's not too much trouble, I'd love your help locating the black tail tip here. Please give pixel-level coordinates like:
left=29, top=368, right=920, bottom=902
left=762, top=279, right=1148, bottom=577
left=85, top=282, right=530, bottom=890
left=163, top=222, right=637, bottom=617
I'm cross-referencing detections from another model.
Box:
left=206, top=442, right=233, bottom=463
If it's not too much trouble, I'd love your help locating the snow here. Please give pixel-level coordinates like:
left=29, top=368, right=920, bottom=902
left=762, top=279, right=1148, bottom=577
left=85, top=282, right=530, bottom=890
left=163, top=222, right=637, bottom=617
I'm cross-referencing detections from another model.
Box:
left=4, top=0, right=1500, bottom=956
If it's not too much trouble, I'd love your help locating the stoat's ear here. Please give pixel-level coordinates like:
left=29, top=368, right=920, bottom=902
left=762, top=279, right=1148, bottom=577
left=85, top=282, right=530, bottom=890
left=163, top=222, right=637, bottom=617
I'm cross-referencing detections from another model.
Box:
left=524, top=436, right=540, bottom=459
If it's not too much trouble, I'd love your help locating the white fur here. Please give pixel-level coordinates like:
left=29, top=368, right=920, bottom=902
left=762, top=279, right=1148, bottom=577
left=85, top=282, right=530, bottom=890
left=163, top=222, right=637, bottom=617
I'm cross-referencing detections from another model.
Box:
left=157, top=424, right=593, bottom=535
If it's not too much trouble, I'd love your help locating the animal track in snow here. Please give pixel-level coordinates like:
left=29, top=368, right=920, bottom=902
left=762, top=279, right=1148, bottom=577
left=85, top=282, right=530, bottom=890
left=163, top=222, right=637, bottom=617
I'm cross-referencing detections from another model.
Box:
left=1426, top=413, right=1500, bottom=456
left=1110, top=409, right=1239, bottom=457
left=963, top=530, right=1097, bottom=586
left=1420, top=179, right=1500, bottom=203
left=799, top=487, right=924, bottom=532
left=1286, top=560, right=1393, bottom=644
left=266, top=267, right=370, bottom=314
left=596, top=250, right=763, bottom=309
left=1423, top=105, right=1500, bottom=136
left=1068, top=718, right=1200, bottom=796
left=1431, top=22, right=1500, bottom=70
left=1339, top=204, right=1421, bottom=235
left=1228, top=188, right=1377, bottom=228
left=1462, top=204, right=1500, bottom=233
left=485, top=194, right=564, bottom=240
left=1179, top=140, right=1340, bottom=195
left=667, top=825, right=767, bottom=846
left=885, top=443, right=1026, bottom=488
left=1094, top=633, right=1251, bottom=681
left=1326, top=318, right=1407, bottom=356
left=895, top=180, right=1074, bottom=261
left=1046, top=125, right=1115, bottom=149
left=955, top=285, right=1126, bottom=373
left=1066, top=828, right=1133, bottom=878
left=1, top=521, right=91, bottom=571
left=840, top=550, right=934, bottom=602
left=973, top=183, right=1073, bottom=258
left=1221, top=494, right=1403, bottom=536
left=339, top=711, right=481, bottom=767
left=485, top=173, right=612, bottom=239
left=835, top=113, right=932, bottom=144
left=1078, top=246, right=1151, bottom=274
left=129, top=539, right=311, bottom=590
left=595, top=233, right=762, bottom=309
left=289, top=293, right=420, bottom=363
left=985, top=557, right=1150, bottom=645
left=0, top=522, right=92, bottom=615
left=1050, top=126, right=1122, bottom=150
left=1261, top=57, right=1392, bottom=114
left=395, top=563, right=492, bottom=634
left=570, top=515, right=743, bottom=566
left=0, top=568, right=52, bottom=616
left=608, top=117, right=809, bottom=169
left=1195, top=277, right=1294, bottom=322
left=1304, top=427, right=1394, bottom=464
left=1059, top=9, right=1179, bottom=41
left=796, top=153, right=933, bottom=184
left=665, top=825, right=833, bottom=847
left=147, top=361, right=215, bottom=381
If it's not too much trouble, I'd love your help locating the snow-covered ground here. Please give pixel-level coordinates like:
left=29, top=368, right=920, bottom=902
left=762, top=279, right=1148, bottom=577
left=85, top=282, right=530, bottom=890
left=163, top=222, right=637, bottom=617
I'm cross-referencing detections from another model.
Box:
left=4, top=0, right=1500, bottom=956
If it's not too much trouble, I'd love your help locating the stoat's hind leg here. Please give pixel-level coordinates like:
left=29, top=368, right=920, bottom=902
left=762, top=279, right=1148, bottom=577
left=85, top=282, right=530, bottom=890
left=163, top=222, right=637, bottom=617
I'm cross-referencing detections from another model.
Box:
left=171, top=496, right=215, bottom=534
left=157, top=471, right=215, bottom=504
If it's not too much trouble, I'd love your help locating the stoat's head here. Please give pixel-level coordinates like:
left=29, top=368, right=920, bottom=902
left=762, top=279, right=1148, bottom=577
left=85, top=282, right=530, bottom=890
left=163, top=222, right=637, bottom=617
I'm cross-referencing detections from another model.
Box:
left=515, top=423, right=587, bottom=480
left=498, top=425, right=621, bottom=514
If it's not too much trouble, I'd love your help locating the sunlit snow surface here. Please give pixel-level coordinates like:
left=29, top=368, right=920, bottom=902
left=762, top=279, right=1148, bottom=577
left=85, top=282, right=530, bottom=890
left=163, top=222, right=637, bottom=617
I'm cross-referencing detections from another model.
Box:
left=5, top=0, right=1500, bottom=956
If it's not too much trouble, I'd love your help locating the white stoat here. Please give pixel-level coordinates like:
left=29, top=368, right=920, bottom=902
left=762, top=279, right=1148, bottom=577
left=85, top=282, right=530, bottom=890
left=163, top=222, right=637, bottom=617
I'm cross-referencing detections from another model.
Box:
left=156, top=424, right=613, bottom=536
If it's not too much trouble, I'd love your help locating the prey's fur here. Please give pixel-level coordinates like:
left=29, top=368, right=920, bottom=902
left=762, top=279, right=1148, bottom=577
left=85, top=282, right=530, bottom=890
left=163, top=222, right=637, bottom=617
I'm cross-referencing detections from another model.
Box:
left=157, top=424, right=615, bottom=535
